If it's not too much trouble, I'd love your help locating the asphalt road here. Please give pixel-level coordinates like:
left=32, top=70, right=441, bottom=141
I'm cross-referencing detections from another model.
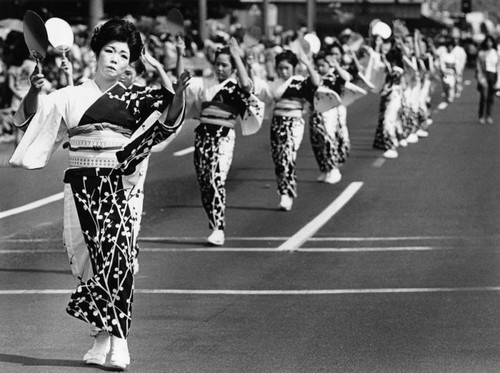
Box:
left=2, top=70, right=500, bottom=373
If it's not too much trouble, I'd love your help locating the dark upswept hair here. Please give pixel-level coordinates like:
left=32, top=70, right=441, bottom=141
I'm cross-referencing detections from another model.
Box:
left=326, top=41, right=344, bottom=56
left=481, top=35, right=497, bottom=50
left=275, top=50, right=298, bottom=68
left=90, top=19, right=143, bottom=62
left=313, top=51, right=328, bottom=64
left=386, top=45, right=403, bottom=68
left=130, top=59, right=146, bottom=75
left=214, top=46, right=236, bottom=68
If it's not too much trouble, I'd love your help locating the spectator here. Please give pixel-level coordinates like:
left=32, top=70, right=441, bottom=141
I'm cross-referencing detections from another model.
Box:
left=476, top=35, right=500, bottom=124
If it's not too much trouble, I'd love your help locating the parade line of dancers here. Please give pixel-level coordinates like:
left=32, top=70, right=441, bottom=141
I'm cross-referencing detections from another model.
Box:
left=9, top=17, right=469, bottom=370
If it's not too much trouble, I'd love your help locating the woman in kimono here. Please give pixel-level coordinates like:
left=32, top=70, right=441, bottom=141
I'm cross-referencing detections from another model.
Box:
left=256, top=49, right=320, bottom=211
left=414, top=35, right=435, bottom=138
left=10, top=19, right=189, bottom=370
left=320, top=41, right=366, bottom=180
left=373, top=43, right=405, bottom=159
left=187, top=37, right=264, bottom=246
left=398, top=34, right=420, bottom=145
left=309, top=51, right=350, bottom=182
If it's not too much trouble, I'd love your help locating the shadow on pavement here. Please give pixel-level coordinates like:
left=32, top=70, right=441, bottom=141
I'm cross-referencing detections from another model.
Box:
left=0, top=353, right=101, bottom=370
left=0, top=268, right=72, bottom=275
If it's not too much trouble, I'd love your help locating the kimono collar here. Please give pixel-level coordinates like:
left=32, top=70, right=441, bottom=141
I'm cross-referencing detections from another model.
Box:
left=217, top=76, right=238, bottom=87
left=91, top=79, right=127, bottom=94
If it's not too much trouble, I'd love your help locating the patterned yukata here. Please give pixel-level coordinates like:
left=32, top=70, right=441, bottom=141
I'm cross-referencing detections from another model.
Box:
left=187, top=77, right=264, bottom=230
left=257, top=76, right=316, bottom=198
left=417, top=55, right=434, bottom=131
left=10, top=80, right=185, bottom=339
left=373, top=66, right=404, bottom=151
left=401, top=57, right=420, bottom=138
left=309, top=71, right=349, bottom=172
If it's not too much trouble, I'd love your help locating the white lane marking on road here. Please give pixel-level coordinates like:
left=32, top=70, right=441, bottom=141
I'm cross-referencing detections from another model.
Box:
left=307, top=236, right=455, bottom=241
left=173, top=146, right=195, bottom=156
left=139, top=246, right=442, bottom=253
left=277, top=182, right=364, bottom=252
left=138, top=236, right=456, bottom=242
left=0, top=246, right=447, bottom=254
left=0, top=192, right=64, bottom=220
left=372, top=157, right=386, bottom=168
left=3, top=286, right=500, bottom=295
left=136, top=246, right=446, bottom=253
left=0, top=235, right=465, bottom=242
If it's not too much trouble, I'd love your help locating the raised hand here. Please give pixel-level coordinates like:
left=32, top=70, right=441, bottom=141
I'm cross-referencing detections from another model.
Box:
left=175, top=70, right=191, bottom=94
left=227, top=37, right=242, bottom=58
left=141, top=47, right=163, bottom=70
left=297, top=49, right=313, bottom=68
left=175, top=35, right=186, bottom=56
left=29, top=65, right=46, bottom=94
left=60, top=57, right=74, bottom=86
left=60, top=58, right=72, bottom=74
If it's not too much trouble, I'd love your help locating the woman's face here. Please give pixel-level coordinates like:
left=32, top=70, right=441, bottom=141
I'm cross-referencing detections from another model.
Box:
left=328, top=47, right=343, bottom=63
left=420, top=41, right=427, bottom=54
left=315, top=59, right=330, bottom=76
left=119, top=65, right=137, bottom=87
left=96, top=41, right=130, bottom=81
left=404, top=36, right=414, bottom=53
left=381, top=41, right=392, bottom=55
left=276, top=59, right=294, bottom=80
left=214, top=53, right=233, bottom=82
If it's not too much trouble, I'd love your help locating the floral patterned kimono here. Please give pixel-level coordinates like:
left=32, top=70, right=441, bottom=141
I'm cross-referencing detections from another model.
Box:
left=373, top=65, right=404, bottom=151
left=417, top=54, right=434, bottom=131
left=309, top=70, right=348, bottom=173
left=186, top=77, right=264, bottom=231
left=10, top=80, right=185, bottom=339
left=401, top=56, right=420, bottom=139
left=256, top=75, right=316, bottom=198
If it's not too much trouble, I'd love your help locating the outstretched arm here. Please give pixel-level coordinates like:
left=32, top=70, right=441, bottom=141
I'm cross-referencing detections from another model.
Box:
left=141, top=48, right=175, bottom=93
left=60, top=57, right=74, bottom=86
left=21, top=66, right=46, bottom=118
left=298, top=51, right=321, bottom=87
left=228, top=37, right=252, bottom=92
left=175, top=35, right=186, bottom=80
left=330, top=57, right=353, bottom=82
left=165, top=70, right=191, bottom=123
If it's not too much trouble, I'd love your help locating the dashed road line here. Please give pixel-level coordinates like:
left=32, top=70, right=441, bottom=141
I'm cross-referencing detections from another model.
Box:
left=372, top=157, right=386, bottom=168
left=173, top=146, right=195, bottom=156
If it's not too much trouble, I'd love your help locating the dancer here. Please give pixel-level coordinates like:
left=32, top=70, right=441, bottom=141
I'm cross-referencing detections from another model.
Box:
left=373, top=38, right=405, bottom=158
left=310, top=51, right=350, bottom=181
left=414, top=34, right=434, bottom=138
left=10, top=19, right=189, bottom=370
left=255, top=49, right=321, bottom=211
left=186, top=37, right=264, bottom=245
left=398, top=34, right=420, bottom=144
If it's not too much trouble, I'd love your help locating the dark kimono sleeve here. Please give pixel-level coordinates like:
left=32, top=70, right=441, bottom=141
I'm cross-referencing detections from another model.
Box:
left=116, top=86, right=185, bottom=175
left=313, top=74, right=343, bottom=113
left=298, top=76, right=317, bottom=104
left=323, top=74, right=345, bottom=95
left=128, top=85, right=175, bottom=124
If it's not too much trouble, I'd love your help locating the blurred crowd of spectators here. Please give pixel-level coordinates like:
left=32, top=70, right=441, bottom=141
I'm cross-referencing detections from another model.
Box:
left=0, top=12, right=493, bottom=142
